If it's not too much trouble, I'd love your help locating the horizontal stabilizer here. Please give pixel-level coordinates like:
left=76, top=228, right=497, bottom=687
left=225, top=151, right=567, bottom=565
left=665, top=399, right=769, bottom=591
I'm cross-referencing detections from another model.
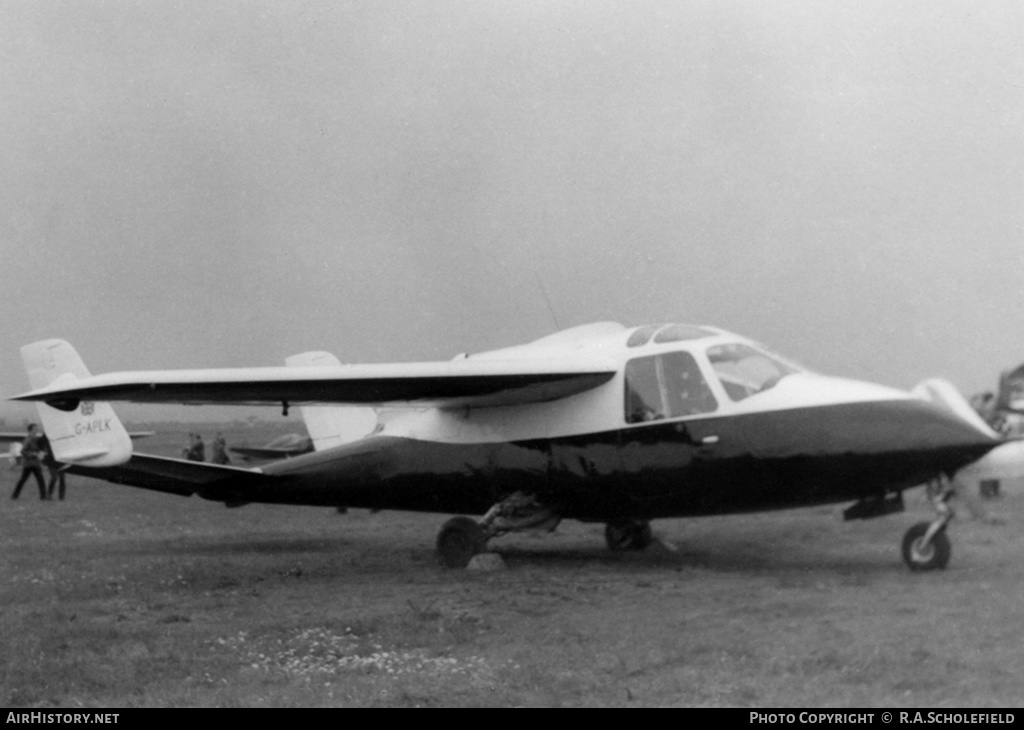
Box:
left=0, top=430, right=153, bottom=444
left=63, top=452, right=270, bottom=499
left=56, top=448, right=117, bottom=463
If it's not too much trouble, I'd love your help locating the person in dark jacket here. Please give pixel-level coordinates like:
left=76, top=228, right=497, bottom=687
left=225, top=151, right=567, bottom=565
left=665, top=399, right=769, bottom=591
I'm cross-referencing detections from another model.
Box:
left=11, top=424, right=47, bottom=500
left=39, top=433, right=67, bottom=501
left=185, top=433, right=206, bottom=462
left=210, top=432, right=231, bottom=465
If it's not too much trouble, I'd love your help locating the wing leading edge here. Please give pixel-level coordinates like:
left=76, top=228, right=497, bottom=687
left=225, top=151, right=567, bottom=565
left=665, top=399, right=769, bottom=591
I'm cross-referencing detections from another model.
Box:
left=12, top=352, right=617, bottom=409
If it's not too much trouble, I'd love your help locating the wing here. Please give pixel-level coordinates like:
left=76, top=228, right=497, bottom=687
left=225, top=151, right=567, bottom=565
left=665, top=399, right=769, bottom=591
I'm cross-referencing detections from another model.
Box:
left=13, top=356, right=617, bottom=409
left=63, top=452, right=274, bottom=501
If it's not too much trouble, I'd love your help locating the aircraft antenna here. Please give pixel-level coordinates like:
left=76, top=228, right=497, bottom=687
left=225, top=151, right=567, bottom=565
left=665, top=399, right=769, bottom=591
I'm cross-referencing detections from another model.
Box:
left=534, top=271, right=562, bottom=330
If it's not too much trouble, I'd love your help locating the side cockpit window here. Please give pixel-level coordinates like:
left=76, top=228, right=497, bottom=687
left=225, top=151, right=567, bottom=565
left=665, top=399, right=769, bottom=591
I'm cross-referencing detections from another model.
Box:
left=625, top=351, right=718, bottom=423
left=625, top=356, right=663, bottom=422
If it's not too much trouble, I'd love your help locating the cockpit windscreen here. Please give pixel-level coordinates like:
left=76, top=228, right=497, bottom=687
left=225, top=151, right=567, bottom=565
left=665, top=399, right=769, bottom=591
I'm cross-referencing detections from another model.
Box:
left=707, top=343, right=801, bottom=401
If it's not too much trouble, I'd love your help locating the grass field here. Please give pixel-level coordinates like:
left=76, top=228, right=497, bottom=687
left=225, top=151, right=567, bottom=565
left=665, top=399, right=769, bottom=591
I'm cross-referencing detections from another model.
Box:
left=2, top=424, right=1023, bottom=707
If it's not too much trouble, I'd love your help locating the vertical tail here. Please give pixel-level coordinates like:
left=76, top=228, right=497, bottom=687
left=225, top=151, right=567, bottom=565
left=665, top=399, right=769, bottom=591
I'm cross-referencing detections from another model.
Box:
left=285, top=351, right=378, bottom=451
left=20, top=340, right=133, bottom=466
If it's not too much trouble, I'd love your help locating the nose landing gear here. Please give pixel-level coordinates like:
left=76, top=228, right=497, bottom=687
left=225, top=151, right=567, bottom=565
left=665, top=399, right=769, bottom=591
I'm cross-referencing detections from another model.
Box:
left=901, top=478, right=955, bottom=571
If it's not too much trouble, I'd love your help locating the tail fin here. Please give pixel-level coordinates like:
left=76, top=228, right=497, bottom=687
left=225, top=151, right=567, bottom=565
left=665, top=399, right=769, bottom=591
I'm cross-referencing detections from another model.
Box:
left=20, top=340, right=133, bottom=466
left=285, top=351, right=378, bottom=451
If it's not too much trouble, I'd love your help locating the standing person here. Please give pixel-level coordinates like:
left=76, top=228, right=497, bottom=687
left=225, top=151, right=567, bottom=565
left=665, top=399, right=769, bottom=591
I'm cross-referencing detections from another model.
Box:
left=11, top=424, right=47, bottom=500
left=39, top=433, right=67, bottom=501
left=187, top=433, right=206, bottom=462
left=211, top=432, right=231, bottom=465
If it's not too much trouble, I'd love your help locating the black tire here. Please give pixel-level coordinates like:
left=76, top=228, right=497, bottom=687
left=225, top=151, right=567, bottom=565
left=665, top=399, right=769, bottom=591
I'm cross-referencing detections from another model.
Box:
left=605, top=521, right=653, bottom=552
left=632, top=521, right=653, bottom=551
left=605, top=522, right=635, bottom=551
left=436, top=516, right=487, bottom=569
left=901, top=521, right=951, bottom=571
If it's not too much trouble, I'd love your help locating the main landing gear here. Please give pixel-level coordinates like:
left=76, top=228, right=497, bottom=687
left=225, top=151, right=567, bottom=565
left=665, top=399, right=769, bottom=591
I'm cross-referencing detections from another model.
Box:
left=435, top=492, right=658, bottom=568
left=604, top=520, right=653, bottom=552
left=901, top=478, right=955, bottom=572
left=435, top=492, right=560, bottom=569
left=436, top=516, right=489, bottom=569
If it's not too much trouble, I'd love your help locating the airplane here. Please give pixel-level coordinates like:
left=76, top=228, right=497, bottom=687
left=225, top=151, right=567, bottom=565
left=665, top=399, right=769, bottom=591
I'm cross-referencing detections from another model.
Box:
left=0, top=429, right=154, bottom=463
left=229, top=433, right=314, bottom=462
left=1, top=439, right=21, bottom=464
left=10, top=322, right=1024, bottom=571
left=968, top=363, right=1024, bottom=439
left=0, top=430, right=154, bottom=444
left=993, top=361, right=1024, bottom=416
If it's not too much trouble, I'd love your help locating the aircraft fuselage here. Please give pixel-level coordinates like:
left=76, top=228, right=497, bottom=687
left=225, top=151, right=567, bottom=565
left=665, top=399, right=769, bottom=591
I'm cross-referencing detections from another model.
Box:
left=191, top=324, right=997, bottom=519
left=204, top=396, right=995, bottom=522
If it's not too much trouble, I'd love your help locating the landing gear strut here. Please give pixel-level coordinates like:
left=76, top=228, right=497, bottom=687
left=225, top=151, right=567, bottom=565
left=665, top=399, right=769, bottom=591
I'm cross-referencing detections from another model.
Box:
left=605, top=520, right=653, bottom=552
left=901, top=478, right=954, bottom=571
left=435, top=492, right=560, bottom=569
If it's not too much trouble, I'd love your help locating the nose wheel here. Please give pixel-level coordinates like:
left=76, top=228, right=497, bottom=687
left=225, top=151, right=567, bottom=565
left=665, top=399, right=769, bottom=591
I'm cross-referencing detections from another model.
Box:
left=901, top=521, right=951, bottom=571
left=901, top=478, right=955, bottom=571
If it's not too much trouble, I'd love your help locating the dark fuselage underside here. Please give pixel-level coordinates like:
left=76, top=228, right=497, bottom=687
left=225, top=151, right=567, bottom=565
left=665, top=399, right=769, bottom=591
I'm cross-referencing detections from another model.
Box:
left=201, top=400, right=998, bottom=521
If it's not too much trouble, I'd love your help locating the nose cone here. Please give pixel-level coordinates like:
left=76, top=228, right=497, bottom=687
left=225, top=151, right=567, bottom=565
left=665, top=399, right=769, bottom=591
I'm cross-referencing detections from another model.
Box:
left=744, top=396, right=999, bottom=468
left=731, top=396, right=1000, bottom=503
left=722, top=376, right=1001, bottom=505
left=867, top=399, right=1000, bottom=461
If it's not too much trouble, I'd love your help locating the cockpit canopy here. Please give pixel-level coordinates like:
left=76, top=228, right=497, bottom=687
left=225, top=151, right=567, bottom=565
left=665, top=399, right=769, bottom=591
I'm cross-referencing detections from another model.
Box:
left=626, top=323, right=716, bottom=347
left=624, top=324, right=804, bottom=423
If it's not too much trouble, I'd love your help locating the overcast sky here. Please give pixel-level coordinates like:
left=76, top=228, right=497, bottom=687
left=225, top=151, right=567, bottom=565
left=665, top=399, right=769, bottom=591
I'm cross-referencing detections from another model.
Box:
left=1, top=1, right=1022, bottom=423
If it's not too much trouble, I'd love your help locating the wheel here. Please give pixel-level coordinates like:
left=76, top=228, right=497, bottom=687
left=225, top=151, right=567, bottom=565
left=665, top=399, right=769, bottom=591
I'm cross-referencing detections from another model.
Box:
left=605, top=521, right=653, bottom=552
left=605, top=522, right=635, bottom=551
left=901, top=521, right=951, bottom=571
left=436, top=516, right=487, bottom=569
left=632, top=521, right=653, bottom=550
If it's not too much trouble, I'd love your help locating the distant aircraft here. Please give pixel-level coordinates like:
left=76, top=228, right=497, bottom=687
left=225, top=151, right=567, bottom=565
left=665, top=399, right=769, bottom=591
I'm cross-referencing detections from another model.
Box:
left=0, top=430, right=154, bottom=443
left=968, top=363, right=1024, bottom=438
left=229, top=433, right=314, bottom=462
left=11, top=323, right=1024, bottom=570
left=0, top=429, right=153, bottom=463
left=1, top=439, right=21, bottom=465
left=996, top=362, right=1024, bottom=415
